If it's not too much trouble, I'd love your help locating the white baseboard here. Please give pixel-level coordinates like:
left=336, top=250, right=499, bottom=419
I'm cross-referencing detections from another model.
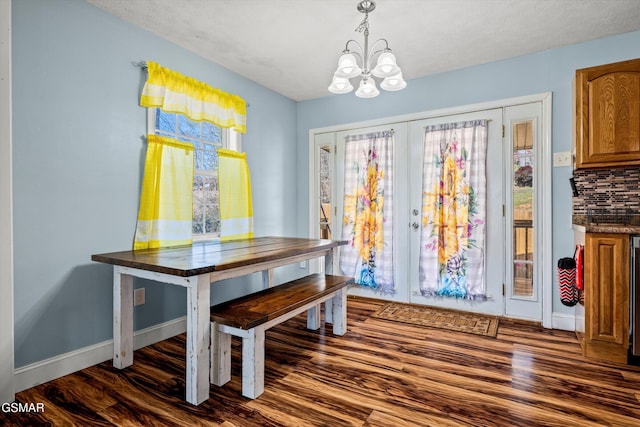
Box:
left=551, top=311, right=576, bottom=332
left=14, top=316, right=187, bottom=393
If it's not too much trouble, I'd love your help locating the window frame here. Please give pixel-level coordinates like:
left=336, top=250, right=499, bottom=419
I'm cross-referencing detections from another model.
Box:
left=146, top=108, right=242, bottom=241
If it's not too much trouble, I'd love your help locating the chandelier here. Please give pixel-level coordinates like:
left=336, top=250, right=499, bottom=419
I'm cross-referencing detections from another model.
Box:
left=328, top=0, right=406, bottom=98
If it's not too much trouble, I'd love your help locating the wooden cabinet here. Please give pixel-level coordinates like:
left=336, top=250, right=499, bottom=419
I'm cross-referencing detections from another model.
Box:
left=575, top=58, right=640, bottom=169
left=584, top=233, right=629, bottom=363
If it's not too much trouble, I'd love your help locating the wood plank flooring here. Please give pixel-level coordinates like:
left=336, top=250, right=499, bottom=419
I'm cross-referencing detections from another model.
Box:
left=3, top=297, right=640, bottom=426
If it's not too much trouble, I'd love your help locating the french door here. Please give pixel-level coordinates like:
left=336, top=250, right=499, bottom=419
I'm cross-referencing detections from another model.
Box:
left=408, top=109, right=504, bottom=316
left=312, top=96, right=550, bottom=323
left=503, top=102, right=543, bottom=320
left=334, top=123, right=409, bottom=303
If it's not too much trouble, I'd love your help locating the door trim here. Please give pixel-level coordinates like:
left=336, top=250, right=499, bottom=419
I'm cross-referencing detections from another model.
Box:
left=0, top=0, right=15, bottom=404
left=540, top=93, right=553, bottom=328
left=308, top=92, right=553, bottom=327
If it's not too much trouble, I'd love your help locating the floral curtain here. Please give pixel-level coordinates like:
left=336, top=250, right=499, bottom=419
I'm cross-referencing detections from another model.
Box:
left=140, top=61, right=247, bottom=133
left=133, top=135, right=194, bottom=249
left=339, top=131, right=394, bottom=293
left=419, top=120, right=488, bottom=300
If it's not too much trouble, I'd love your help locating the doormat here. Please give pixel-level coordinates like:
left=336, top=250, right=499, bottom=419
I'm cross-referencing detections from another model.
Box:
left=371, top=303, right=499, bottom=338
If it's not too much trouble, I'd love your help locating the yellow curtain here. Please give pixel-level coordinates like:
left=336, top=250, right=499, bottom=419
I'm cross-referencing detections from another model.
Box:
left=218, top=149, right=254, bottom=241
left=133, top=135, right=194, bottom=249
left=140, top=61, right=247, bottom=133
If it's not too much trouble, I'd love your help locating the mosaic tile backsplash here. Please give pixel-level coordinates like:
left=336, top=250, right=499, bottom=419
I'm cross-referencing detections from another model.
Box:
left=571, top=167, right=640, bottom=216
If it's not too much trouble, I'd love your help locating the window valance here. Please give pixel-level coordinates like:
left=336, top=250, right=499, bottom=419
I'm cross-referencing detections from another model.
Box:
left=140, top=61, right=247, bottom=133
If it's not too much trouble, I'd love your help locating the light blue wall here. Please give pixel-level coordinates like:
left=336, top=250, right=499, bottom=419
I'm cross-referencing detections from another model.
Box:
left=12, top=0, right=640, bottom=370
left=296, top=30, right=640, bottom=318
left=12, top=0, right=297, bottom=368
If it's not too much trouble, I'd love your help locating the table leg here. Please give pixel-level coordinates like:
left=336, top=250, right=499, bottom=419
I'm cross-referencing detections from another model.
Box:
left=325, top=248, right=337, bottom=324
left=185, top=274, right=211, bottom=405
left=261, top=268, right=274, bottom=289
left=113, top=269, right=133, bottom=369
left=324, top=248, right=335, bottom=274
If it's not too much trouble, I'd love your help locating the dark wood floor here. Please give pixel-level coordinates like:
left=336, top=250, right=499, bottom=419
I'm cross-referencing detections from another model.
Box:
left=3, top=297, right=640, bottom=426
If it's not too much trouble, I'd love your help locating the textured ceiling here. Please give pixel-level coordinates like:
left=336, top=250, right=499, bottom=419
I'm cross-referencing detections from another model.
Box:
left=86, top=0, right=640, bottom=101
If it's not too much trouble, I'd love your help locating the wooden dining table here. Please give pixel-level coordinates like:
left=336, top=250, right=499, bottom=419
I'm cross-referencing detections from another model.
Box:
left=91, top=236, right=347, bottom=405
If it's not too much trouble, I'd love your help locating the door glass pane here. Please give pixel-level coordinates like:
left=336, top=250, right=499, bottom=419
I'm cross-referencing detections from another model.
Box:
left=512, top=121, right=534, bottom=297
left=319, top=145, right=332, bottom=239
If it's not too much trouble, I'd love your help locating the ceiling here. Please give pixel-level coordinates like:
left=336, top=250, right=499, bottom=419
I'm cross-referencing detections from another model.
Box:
left=86, top=0, right=640, bottom=101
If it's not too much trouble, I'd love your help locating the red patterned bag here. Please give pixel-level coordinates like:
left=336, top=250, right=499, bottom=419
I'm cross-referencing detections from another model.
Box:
left=558, top=257, right=578, bottom=307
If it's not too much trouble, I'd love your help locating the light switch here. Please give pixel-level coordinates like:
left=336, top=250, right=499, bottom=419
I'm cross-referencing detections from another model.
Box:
left=553, top=152, right=572, bottom=167
left=134, top=288, right=145, bottom=306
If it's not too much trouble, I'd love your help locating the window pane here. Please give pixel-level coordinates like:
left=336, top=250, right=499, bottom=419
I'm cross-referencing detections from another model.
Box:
left=193, top=175, right=204, bottom=192
left=202, top=121, right=222, bottom=143
left=156, top=110, right=176, bottom=133
left=193, top=175, right=204, bottom=235
left=204, top=205, right=218, bottom=233
left=178, top=114, right=200, bottom=137
left=177, top=136, right=198, bottom=145
left=157, top=131, right=173, bottom=139
left=319, top=145, right=332, bottom=239
left=204, top=176, right=218, bottom=204
left=512, top=121, right=534, bottom=298
left=193, top=214, right=203, bottom=234
left=194, top=149, right=203, bottom=170
left=203, top=150, right=217, bottom=171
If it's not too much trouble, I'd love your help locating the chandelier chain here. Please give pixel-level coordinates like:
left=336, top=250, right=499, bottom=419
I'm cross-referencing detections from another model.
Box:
left=355, top=13, right=369, bottom=33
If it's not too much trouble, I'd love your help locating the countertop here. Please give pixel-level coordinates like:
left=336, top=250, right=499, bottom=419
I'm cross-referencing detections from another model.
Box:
left=572, top=215, right=640, bottom=234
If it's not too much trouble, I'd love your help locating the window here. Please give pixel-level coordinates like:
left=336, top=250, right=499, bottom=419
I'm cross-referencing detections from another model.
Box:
left=148, top=108, right=241, bottom=239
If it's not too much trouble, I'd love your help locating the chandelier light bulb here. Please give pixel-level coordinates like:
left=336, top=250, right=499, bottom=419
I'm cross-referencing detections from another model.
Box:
left=380, top=72, right=407, bottom=91
left=355, top=77, right=380, bottom=98
left=371, top=51, right=400, bottom=78
left=328, top=75, right=354, bottom=94
left=335, top=53, right=362, bottom=78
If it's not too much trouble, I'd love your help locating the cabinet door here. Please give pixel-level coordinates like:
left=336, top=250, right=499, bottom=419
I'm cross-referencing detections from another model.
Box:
left=575, top=58, right=640, bottom=169
left=585, top=233, right=629, bottom=363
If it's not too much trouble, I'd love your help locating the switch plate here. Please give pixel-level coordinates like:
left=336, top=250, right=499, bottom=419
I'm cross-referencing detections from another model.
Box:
left=134, top=288, right=145, bottom=306
left=553, top=151, right=572, bottom=167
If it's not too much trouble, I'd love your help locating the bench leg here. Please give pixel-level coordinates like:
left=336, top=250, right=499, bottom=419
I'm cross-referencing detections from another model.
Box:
left=325, top=298, right=334, bottom=324
left=242, top=326, right=265, bottom=399
left=307, top=304, right=321, bottom=330
left=332, top=288, right=348, bottom=336
left=211, top=323, right=231, bottom=386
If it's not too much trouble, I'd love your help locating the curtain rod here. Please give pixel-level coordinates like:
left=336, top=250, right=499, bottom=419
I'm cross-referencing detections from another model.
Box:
left=423, top=119, right=492, bottom=129
left=133, top=60, right=250, bottom=107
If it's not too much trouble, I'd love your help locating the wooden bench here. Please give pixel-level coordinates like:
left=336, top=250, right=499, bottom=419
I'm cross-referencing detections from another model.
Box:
left=209, top=273, right=353, bottom=399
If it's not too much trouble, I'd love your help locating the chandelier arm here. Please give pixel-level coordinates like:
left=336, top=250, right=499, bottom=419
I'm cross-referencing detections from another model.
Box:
left=366, top=39, right=390, bottom=62
left=343, top=39, right=363, bottom=55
